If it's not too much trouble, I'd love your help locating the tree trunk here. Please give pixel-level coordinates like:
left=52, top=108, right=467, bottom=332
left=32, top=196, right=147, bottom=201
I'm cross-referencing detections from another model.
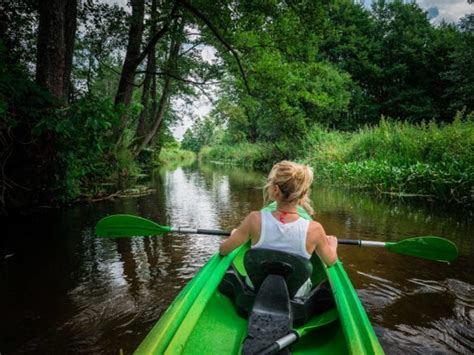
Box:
left=114, top=0, right=145, bottom=112
left=137, top=19, right=183, bottom=153
left=113, top=2, right=178, bottom=129
left=135, top=0, right=158, bottom=141
left=135, top=51, right=155, bottom=141
left=63, top=0, right=78, bottom=100
left=138, top=74, right=172, bottom=152
left=36, top=0, right=77, bottom=99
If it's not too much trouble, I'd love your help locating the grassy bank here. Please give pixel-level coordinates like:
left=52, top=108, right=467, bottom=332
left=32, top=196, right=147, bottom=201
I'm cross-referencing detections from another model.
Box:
left=200, top=116, right=474, bottom=206
left=306, top=117, right=473, bottom=205
left=200, top=143, right=273, bottom=168
left=157, top=146, right=196, bottom=165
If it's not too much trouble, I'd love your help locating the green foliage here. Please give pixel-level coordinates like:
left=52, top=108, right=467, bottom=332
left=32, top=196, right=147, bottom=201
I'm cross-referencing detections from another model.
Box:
left=305, top=116, right=474, bottom=205
left=200, top=142, right=274, bottom=169
left=158, top=143, right=196, bottom=165
left=33, top=96, right=141, bottom=200
left=0, top=42, right=53, bottom=129
left=3, top=0, right=474, bottom=211
left=215, top=1, right=352, bottom=140
left=181, top=116, right=218, bottom=152
left=442, top=14, right=474, bottom=114
left=197, top=116, right=474, bottom=205
left=1, top=0, right=38, bottom=67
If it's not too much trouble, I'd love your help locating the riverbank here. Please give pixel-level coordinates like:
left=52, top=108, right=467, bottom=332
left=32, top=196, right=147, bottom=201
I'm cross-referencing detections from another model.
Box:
left=200, top=117, right=474, bottom=207
left=157, top=146, right=196, bottom=165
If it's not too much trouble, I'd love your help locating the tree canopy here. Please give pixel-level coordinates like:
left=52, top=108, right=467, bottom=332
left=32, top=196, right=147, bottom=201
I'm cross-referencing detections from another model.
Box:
left=1, top=0, right=473, bottom=213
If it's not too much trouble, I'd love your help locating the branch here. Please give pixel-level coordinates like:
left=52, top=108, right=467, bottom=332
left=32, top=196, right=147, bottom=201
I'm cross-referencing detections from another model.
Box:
left=178, top=0, right=251, bottom=94
left=133, top=1, right=180, bottom=68
left=195, top=84, right=218, bottom=106
left=96, top=57, right=143, bottom=87
left=178, top=41, right=204, bottom=57
left=135, top=70, right=220, bottom=86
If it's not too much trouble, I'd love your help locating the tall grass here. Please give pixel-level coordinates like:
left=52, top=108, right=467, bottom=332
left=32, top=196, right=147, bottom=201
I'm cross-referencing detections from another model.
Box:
left=157, top=146, right=196, bottom=165
left=305, top=115, right=474, bottom=205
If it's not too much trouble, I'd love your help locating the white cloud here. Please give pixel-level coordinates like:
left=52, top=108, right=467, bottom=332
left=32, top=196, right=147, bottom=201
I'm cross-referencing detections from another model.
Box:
left=417, top=0, right=473, bottom=24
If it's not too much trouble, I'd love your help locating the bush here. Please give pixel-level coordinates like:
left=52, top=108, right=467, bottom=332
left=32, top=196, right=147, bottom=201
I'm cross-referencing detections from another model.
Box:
left=33, top=96, right=141, bottom=201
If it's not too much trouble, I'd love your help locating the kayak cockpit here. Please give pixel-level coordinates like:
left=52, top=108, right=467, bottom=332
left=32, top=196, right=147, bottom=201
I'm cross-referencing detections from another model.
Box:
left=222, top=248, right=337, bottom=354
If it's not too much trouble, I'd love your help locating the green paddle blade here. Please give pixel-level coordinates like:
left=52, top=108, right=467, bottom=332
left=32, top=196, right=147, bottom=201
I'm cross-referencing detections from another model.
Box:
left=385, top=236, right=458, bottom=262
left=296, top=308, right=339, bottom=337
left=95, top=215, right=171, bottom=238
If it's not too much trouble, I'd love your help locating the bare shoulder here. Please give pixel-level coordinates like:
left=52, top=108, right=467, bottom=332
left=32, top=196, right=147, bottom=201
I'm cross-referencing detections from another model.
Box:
left=242, top=210, right=260, bottom=227
left=307, top=221, right=324, bottom=241
left=308, top=220, right=324, bottom=233
left=246, top=210, right=260, bottom=221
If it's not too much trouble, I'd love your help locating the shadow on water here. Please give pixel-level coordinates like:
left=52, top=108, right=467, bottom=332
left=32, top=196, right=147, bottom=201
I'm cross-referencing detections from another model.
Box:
left=1, top=162, right=473, bottom=354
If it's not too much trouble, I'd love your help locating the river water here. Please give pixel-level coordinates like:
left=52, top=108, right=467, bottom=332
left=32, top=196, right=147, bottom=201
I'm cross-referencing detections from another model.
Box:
left=1, top=163, right=473, bottom=354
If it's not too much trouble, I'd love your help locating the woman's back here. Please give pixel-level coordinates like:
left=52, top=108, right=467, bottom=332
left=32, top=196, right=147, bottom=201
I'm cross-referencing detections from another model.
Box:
left=252, top=211, right=311, bottom=259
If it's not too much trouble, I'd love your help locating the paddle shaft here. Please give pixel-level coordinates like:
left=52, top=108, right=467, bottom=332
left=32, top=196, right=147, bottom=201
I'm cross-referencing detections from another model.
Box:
left=339, top=239, right=385, bottom=247
left=173, top=228, right=386, bottom=247
left=256, top=332, right=298, bottom=355
left=171, top=227, right=231, bottom=236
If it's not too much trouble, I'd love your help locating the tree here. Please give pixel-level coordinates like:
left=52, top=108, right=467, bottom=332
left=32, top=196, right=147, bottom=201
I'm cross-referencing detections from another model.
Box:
left=114, top=0, right=145, bottom=111
left=442, top=14, right=474, bottom=114
left=181, top=116, right=217, bottom=152
left=209, top=1, right=351, bottom=141
left=36, top=0, right=77, bottom=99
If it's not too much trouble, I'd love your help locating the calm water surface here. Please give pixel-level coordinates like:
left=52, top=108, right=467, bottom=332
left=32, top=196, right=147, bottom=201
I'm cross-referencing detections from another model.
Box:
left=2, top=163, right=473, bottom=354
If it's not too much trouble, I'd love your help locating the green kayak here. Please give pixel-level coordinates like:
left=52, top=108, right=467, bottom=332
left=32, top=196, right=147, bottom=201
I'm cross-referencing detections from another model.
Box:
left=135, top=205, right=384, bottom=354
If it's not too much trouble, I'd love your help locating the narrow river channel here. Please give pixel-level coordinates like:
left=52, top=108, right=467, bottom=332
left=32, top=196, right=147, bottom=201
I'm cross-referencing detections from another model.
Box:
left=2, top=162, right=473, bottom=354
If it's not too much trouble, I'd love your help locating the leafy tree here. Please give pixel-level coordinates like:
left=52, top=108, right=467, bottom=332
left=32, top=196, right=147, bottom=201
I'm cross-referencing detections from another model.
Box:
left=209, top=1, right=352, bottom=142
left=181, top=116, right=217, bottom=152
left=442, top=14, right=474, bottom=114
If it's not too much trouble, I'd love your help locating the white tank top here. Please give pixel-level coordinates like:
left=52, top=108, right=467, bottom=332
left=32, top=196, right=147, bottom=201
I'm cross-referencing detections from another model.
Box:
left=252, top=211, right=311, bottom=259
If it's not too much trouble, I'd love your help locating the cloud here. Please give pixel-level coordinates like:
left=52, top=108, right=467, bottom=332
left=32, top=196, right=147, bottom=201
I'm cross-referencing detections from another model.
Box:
left=415, top=0, right=473, bottom=24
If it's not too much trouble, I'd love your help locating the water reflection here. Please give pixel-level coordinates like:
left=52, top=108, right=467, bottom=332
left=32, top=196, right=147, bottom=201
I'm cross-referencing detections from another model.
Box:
left=1, top=162, right=472, bottom=354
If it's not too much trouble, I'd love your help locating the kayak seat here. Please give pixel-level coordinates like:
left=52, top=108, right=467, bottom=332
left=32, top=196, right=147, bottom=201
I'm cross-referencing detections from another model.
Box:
left=243, top=249, right=310, bottom=354
left=244, top=248, right=313, bottom=299
left=218, top=249, right=335, bottom=328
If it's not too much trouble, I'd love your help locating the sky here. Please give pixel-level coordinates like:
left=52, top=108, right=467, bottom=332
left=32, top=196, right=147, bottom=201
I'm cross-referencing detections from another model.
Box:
left=103, top=0, right=473, bottom=140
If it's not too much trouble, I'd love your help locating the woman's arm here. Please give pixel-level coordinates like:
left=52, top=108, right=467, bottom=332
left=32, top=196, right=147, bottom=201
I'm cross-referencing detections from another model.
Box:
left=219, top=213, right=254, bottom=256
left=309, top=222, right=338, bottom=266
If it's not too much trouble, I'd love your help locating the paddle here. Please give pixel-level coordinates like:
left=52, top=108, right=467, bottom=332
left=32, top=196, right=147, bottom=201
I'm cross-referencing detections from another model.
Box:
left=256, top=308, right=339, bottom=355
left=95, top=214, right=458, bottom=262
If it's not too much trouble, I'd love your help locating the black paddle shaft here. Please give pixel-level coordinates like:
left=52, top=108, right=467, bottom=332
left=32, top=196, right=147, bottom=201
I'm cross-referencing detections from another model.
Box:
left=338, top=239, right=361, bottom=246
left=197, top=229, right=231, bottom=236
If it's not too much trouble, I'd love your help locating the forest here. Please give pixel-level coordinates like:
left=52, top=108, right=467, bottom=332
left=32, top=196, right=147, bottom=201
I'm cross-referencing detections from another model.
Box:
left=1, top=0, right=473, bottom=215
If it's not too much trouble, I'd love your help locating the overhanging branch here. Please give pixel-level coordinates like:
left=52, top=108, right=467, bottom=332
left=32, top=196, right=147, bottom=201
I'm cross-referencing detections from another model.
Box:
left=135, top=70, right=220, bottom=86
left=178, top=0, right=251, bottom=94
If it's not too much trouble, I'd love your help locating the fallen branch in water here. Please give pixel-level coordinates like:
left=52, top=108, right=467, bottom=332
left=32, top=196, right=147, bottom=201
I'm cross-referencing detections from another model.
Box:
left=77, top=187, right=156, bottom=203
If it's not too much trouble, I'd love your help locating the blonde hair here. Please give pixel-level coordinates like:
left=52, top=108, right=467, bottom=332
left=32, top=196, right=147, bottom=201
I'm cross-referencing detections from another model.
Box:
left=263, top=160, right=314, bottom=215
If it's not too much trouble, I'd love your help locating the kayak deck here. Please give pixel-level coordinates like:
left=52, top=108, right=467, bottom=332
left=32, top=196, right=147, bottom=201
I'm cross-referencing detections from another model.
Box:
left=136, top=205, right=384, bottom=354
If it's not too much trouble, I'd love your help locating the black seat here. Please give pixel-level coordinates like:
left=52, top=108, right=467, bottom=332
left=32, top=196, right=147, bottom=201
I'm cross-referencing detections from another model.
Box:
left=241, top=249, right=313, bottom=354
left=244, top=248, right=313, bottom=299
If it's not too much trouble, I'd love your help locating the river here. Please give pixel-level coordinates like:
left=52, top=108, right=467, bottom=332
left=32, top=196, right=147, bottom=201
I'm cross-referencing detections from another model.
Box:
left=1, top=162, right=473, bottom=354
